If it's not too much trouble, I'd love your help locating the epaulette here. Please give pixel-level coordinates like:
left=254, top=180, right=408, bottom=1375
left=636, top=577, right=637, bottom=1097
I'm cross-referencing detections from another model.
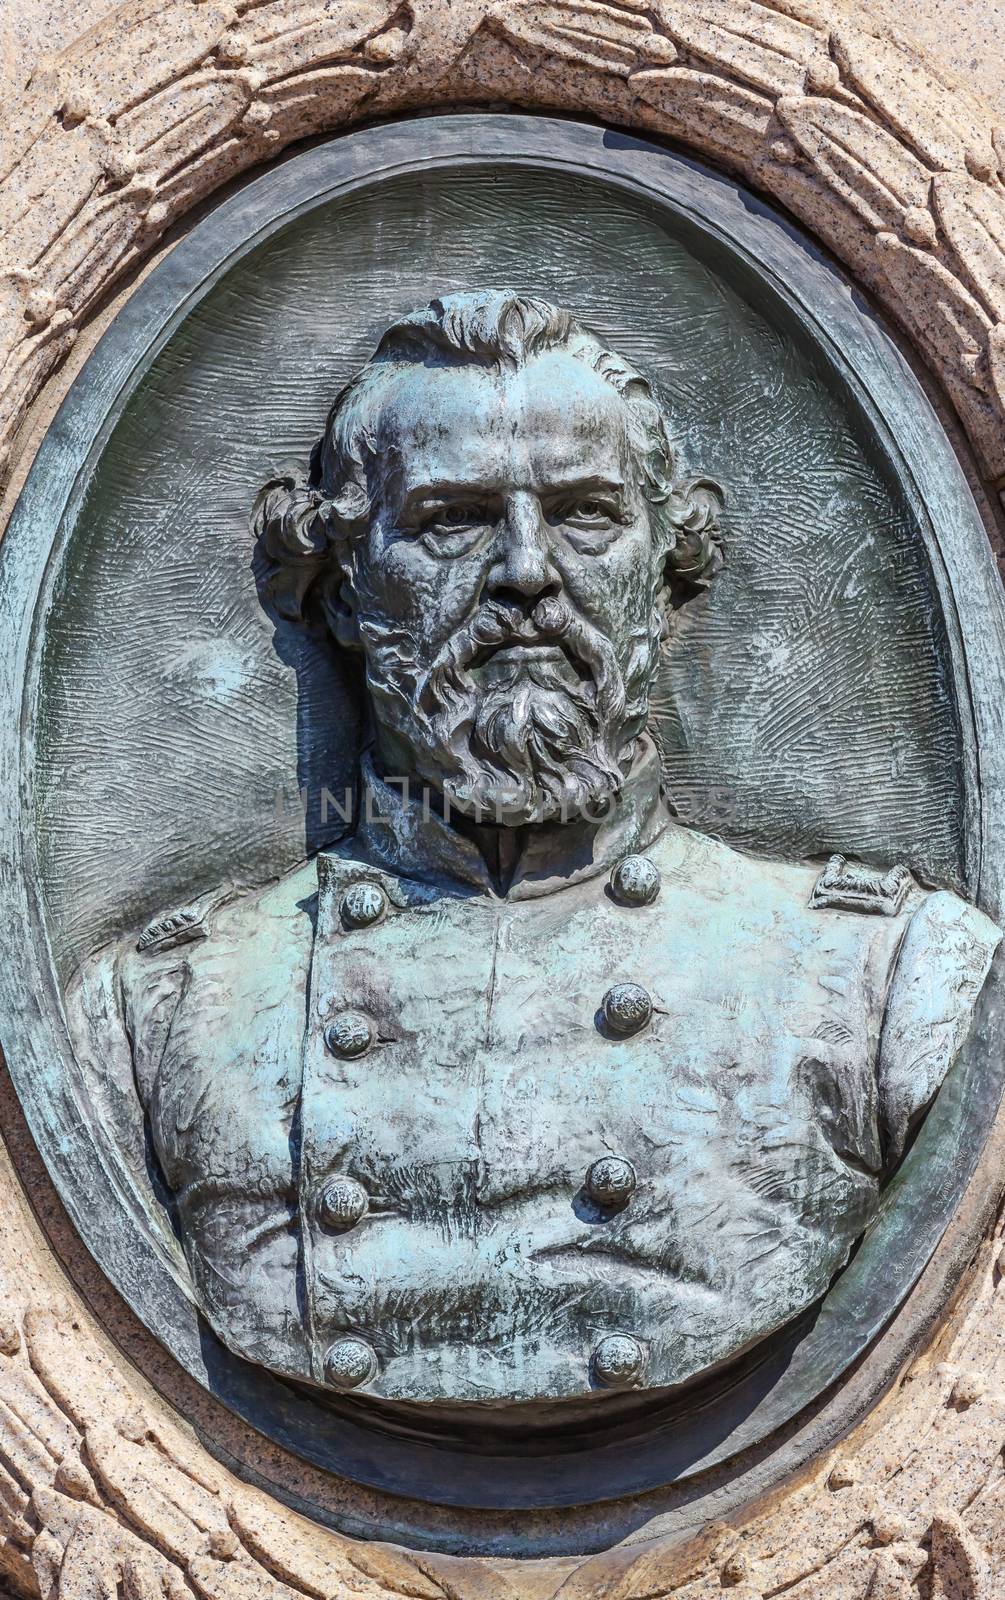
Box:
left=136, top=885, right=233, bottom=953
left=810, top=854, right=912, bottom=916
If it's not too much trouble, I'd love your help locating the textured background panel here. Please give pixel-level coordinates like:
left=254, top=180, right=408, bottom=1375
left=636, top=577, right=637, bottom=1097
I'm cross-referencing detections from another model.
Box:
left=32, top=164, right=965, bottom=977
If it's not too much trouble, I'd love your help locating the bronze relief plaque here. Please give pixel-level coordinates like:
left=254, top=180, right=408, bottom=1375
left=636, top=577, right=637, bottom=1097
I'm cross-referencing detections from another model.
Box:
left=1, top=116, right=1003, bottom=1554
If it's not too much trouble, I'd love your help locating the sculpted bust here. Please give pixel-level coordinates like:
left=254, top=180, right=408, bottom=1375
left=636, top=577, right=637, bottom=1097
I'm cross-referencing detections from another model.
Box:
left=65, top=292, right=1000, bottom=1412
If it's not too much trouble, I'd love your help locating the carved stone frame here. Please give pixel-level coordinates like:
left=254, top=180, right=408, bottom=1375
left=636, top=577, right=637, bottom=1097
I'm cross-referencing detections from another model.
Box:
left=2, top=2, right=1005, bottom=1596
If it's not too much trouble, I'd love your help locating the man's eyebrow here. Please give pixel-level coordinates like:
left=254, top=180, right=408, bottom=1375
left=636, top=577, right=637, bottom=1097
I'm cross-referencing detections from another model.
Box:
left=398, top=473, right=626, bottom=509
left=401, top=480, right=504, bottom=507
left=540, top=474, right=625, bottom=494
left=401, top=470, right=627, bottom=502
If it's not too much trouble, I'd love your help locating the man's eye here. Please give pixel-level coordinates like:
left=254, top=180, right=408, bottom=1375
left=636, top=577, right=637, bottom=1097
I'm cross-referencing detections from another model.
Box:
left=414, top=504, right=494, bottom=558
left=429, top=504, right=488, bottom=529
left=559, top=498, right=617, bottom=524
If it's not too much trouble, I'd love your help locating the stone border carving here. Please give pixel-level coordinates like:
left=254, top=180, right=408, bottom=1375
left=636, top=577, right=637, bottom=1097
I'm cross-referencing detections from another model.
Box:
left=2, top=1, right=1005, bottom=1595
left=4, top=1180, right=1005, bottom=1598
left=2, top=0, right=1005, bottom=504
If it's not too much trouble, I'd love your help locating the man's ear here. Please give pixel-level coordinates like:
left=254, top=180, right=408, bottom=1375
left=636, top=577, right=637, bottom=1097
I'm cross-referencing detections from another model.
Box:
left=252, top=471, right=333, bottom=625
left=662, top=476, right=725, bottom=612
left=317, top=561, right=361, bottom=651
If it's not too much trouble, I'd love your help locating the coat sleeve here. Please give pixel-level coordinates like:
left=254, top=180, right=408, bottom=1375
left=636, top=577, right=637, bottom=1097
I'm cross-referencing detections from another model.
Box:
left=877, top=890, right=1001, bottom=1164
left=62, top=941, right=185, bottom=1259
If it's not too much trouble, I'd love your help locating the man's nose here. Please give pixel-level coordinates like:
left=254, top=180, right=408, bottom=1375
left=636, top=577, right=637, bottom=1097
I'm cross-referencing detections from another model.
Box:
left=487, top=493, right=561, bottom=606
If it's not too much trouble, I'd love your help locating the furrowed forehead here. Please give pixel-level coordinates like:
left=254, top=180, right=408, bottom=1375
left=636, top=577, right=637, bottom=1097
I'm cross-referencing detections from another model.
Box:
left=362, top=353, right=633, bottom=492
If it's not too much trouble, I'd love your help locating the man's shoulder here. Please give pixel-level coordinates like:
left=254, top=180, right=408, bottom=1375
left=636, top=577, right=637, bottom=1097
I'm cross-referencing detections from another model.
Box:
left=647, top=829, right=990, bottom=956
left=75, top=858, right=320, bottom=991
left=652, top=825, right=819, bottom=903
left=651, top=828, right=904, bottom=925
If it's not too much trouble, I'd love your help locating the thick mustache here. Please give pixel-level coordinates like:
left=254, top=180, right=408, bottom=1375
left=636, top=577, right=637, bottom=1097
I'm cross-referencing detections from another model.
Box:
left=422, top=596, right=609, bottom=722
left=463, top=597, right=576, bottom=661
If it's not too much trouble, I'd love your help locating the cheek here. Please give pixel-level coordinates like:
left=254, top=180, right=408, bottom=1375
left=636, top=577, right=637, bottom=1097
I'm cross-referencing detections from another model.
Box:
left=560, top=527, right=660, bottom=631
left=353, top=523, right=486, bottom=644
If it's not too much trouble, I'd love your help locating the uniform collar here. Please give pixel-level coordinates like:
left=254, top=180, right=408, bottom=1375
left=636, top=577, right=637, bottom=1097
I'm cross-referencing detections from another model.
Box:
left=327, top=736, right=670, bottom=900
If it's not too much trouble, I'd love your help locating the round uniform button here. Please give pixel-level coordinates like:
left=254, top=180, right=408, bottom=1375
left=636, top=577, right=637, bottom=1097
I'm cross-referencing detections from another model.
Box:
left=324, top=1336, right=377, bottom=1390
left=585, top=1155, right=637, bottom=1209
left=610, top=855, right=661, bottom=907
left=341, top=882, right=387, bottom=929
left=324, top=1011, right=374, bottom=1059
left=317, top=1175, right=369, bottom=1232
left=602, top=983, right=652, bottom=1037
left=592, top=1333, right=646, bottom=1389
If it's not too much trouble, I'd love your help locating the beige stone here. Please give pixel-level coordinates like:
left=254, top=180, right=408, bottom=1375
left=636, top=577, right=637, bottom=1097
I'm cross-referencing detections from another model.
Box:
left=1, top=0, right=1005, bottom=1595
left=0, top=0, right=1004, bottom=516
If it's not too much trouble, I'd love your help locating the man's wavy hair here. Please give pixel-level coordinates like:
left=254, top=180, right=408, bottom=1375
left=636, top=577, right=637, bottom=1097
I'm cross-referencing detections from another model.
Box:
left=253, top=291, right=724, bottom=627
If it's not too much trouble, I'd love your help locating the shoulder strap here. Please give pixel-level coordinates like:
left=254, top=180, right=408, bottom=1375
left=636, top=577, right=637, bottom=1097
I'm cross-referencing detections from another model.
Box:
left=810, top=853, right=913, bottom=916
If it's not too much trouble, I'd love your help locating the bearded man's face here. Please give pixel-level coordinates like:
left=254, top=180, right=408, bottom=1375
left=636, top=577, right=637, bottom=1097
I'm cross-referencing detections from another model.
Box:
left=334, top=350, right=667, bottom=824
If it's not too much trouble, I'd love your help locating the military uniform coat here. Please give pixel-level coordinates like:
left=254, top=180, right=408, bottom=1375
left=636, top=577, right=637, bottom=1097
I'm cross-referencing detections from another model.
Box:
left=65, top=742, right=1000, bottom=1404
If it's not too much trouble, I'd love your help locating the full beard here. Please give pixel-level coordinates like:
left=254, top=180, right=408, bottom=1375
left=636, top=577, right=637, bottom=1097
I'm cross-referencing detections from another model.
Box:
left=358, top=595, right=660, bottom=825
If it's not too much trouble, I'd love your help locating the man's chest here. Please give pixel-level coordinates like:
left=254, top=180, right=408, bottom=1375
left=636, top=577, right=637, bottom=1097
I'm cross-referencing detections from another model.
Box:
left=150, top=869, right=890, bottom=1207
left=133, top=849, right=908, bottom=1398
left=296, top=864, right=889, bottom=1209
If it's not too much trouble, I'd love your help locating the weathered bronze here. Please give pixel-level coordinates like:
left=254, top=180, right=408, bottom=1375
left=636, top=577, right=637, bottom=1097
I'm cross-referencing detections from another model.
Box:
left=64, top=291, right=1000, bottom=1414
